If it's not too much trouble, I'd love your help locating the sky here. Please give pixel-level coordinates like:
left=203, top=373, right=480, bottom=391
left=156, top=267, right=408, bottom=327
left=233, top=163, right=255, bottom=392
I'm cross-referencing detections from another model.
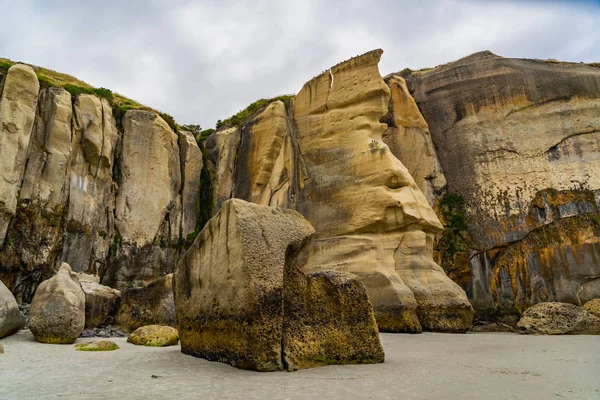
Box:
left=0, top=0, right=599, bottom=128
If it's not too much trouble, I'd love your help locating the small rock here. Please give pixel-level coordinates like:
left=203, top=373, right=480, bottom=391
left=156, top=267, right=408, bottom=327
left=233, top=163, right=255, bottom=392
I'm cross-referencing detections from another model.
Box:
left=127, top=325, right=179, bottom=347
left=517, top=302, right=600, bottom=335
left=0, top=343, right=4, bottom=354
left=75, top=340, right=119, bottom=351
left=583, top=299, right=600, bottom=319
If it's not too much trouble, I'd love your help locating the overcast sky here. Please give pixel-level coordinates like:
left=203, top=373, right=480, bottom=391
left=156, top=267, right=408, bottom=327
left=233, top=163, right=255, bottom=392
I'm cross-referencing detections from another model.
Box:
left=1, top=0, right=599, bottom=128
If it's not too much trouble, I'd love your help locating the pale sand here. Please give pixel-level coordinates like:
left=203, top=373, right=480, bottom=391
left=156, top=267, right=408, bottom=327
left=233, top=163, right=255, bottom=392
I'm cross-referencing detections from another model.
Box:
left=1, top=330, right=599, bottom=400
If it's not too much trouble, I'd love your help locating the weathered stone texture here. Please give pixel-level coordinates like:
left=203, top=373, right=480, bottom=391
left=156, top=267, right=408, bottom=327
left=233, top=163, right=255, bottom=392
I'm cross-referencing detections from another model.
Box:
left=108, top=111, right=182, bottom=289
left=517, top=302, right=600, bottom=335
left=179, top=130, right=203, bottom=238
left=29, top=263, right=85, bottom=343
left=127, top=325, right=179, bottom=347
left=0, top=64, right=40, bottom=245
left=114, top=273, right=175, bottom=332
left=383, top=75, right=446, bottom=204
left=293, top=50, right=472, bottom=332
left=174, top=199, right=383, bottom=371
left=408, top=51, right=600, bottom=317
left=0, top=279, right=24, bottom=338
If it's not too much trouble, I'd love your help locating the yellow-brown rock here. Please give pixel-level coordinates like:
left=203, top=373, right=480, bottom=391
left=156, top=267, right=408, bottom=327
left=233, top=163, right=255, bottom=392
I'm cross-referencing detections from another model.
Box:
left=293, top=50, right=473, bottom=332
left=174, top=199, right=384, bottom=371
left=0, top=64, right=40, bottom=246
left=383, top=75, right=446, bottom=203
left=111, top=110, right=182, bottom=289
left=517, top=302, right=600, bottom=335
left=583, top=299, right=600, bottom=319
left=233, top=100, right=288, bottom=204
left=127, top=325, right=179, bottom=347
left=178, top=130, right=203, bottom=238
left=116, top=110, right=180, bottom=247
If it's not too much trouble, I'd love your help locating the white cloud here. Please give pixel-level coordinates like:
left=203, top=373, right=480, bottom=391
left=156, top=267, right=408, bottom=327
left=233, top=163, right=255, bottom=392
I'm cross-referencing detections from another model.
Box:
left=0, top=0, right=597, bottom=127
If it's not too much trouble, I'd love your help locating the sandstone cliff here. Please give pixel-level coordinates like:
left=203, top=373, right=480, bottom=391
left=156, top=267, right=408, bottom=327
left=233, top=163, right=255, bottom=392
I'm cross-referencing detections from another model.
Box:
left=0, top=62, right=203, bottom=301
left=203, top=50, right=474, bottom=332
left=405, top=51, right=600, bottom=317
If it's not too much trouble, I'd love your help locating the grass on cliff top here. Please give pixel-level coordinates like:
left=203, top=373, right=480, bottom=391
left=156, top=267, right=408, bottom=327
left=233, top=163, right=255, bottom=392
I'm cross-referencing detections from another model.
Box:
left=216, top=94, right=294, bottom=130
left=0, top=57, right=180, bottom=132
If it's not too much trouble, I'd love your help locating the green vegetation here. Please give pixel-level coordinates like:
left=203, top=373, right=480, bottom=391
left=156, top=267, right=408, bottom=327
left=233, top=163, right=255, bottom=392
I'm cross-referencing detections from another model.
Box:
left=216, top=94, right=294, bottom=130
left=196, top=128, right=215, bottom=145
left=185, top=230, right=199, bottom=247
left=0, top=57, right=201, bottom=135
left=61, top=84, right=114, bottom=103
left=438, top=193, right=468, bottom=232
left=0, top=58, right=14, bottom=73
left=75, top=340, right=119, bottom=351
left=435, top=192, right=471, bottom=274
left=159, top=112, right=177, bottom=132
left=397, top=68, right=413, bottom=78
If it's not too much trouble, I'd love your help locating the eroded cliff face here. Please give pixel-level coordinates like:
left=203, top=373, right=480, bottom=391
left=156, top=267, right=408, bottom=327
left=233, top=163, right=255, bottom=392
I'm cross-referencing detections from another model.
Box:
left=407, top=51, right=600, bottom=316
left=204, top=50, right=473, bottom=332
left=0, top=64, right=203, bottom=301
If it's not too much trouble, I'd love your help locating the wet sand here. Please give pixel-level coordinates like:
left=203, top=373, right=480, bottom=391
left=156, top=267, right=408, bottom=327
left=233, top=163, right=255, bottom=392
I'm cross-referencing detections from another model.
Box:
left=1, top=330, right=599, bottom=400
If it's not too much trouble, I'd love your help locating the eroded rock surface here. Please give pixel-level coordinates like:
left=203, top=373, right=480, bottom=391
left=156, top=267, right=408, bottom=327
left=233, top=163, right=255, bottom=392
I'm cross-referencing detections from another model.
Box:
left=127, top=325, right=179, bottom=347
left=0, top=279, right=24, bottom=338
left=0, top=72, right=204, bottom=307
left=408, top=51, right=600, bottom=317
left=583, top=298, right=600, bottom=319
left=383, top=74, right=446, bottom=203
left=114, top=273, right=175, bottom=332
left=204, top=50, right=473, bottom=333
left=78, top=274, right=121, bottom=329
left=174, top=199, right=383, bottom=371
left=517, top=302, right=600, bottom=335
left=29, top=263, right=85, bottom=343
left=0, top=64, right=40, bottom=246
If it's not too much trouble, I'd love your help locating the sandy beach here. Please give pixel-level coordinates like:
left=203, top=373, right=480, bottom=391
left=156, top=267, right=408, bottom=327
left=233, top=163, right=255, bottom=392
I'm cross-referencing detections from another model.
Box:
left=1, top=330, right=598, bottom=400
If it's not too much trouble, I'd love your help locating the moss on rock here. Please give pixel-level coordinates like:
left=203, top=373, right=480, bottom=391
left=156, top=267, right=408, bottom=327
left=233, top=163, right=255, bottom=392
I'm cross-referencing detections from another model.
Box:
left=75, top=340, right=120, bottom=351
left=127, top=325, right=179, bottom=347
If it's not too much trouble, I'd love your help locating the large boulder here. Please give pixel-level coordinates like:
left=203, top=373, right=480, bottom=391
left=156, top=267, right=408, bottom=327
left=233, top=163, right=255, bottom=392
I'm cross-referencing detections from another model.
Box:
left=29, top=263, right=85, bottom=343
left=0, top=279, right=24, bottom=338
left=78, top=274, right=121, bottom=329
left=113, top=274, right=175, bottom=332
left=283, top=269, right=385, bottom=370
left=517, top=302, right=600, bottom=335
left=174, top=199, right=384, bottom=371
